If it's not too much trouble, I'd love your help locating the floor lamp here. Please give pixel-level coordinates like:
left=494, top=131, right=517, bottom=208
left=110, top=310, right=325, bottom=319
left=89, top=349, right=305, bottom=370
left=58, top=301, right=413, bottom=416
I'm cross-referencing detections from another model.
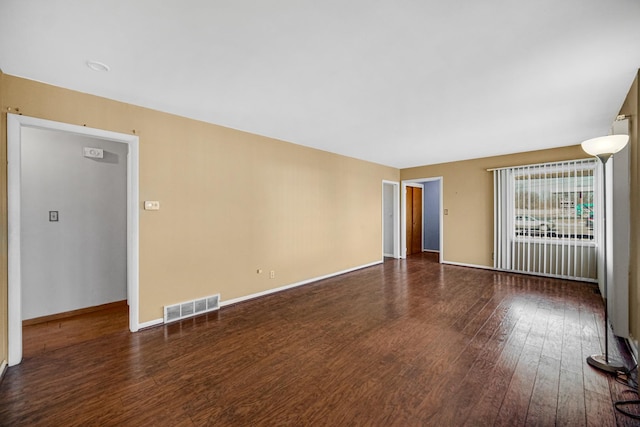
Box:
left=581, top=134, right=629, bottom=374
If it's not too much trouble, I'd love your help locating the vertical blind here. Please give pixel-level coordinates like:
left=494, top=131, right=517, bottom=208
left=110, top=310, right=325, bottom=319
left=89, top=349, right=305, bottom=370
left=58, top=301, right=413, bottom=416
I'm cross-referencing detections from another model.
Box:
left=493, top=158, right=599, bottom=282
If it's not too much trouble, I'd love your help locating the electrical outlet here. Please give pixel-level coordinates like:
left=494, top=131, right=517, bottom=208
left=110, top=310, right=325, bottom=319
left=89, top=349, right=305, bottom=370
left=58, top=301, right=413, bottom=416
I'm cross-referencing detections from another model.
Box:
left=269, top=270, right=275, bottom=279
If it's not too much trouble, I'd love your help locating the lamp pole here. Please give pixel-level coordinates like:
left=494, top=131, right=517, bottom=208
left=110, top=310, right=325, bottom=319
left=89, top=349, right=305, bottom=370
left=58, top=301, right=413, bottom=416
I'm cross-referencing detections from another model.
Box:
left=581, top=135, right=629, bottom=374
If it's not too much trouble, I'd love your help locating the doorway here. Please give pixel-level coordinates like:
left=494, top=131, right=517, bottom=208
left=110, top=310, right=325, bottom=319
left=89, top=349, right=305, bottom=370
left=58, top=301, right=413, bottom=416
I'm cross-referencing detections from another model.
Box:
left=405, top=184, right=423, bottom=256
left=419, top=179, right=441, bottom=254
left=401, top=177, right=443, bottom=260
left=382, top=181, right=400, bottom=259
left=7, top=114, right=140, bottom=366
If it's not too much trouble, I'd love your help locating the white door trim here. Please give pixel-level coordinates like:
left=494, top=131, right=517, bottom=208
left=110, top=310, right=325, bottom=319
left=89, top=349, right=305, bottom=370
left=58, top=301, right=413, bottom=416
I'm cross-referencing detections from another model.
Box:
left=7, top=114, right=140, bottom=366
left=382, top=180, right=400, bottom=259
left=401, top=177, right=443, bottom=261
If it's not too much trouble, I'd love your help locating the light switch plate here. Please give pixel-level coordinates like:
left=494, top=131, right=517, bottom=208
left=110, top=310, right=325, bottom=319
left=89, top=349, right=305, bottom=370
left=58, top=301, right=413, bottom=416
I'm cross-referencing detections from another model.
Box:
left=144, top=201, right=160, bottom=210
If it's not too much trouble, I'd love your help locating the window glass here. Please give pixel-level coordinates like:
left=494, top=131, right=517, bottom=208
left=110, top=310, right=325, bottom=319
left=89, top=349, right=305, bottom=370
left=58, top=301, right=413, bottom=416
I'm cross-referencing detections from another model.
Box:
left=514, top=168, right=595, bottom=240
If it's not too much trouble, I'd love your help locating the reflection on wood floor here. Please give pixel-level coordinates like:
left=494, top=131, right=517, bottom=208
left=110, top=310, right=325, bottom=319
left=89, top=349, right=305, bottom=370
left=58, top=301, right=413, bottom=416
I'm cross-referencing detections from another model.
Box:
left=22, top=301, right=129, bottom=358
left=1, top=252, right=638, bottom=426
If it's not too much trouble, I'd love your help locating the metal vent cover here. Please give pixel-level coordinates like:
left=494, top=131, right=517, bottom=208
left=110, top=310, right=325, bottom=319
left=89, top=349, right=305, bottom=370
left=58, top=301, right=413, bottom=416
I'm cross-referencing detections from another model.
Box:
left=163, top=293, right=220, bottom=323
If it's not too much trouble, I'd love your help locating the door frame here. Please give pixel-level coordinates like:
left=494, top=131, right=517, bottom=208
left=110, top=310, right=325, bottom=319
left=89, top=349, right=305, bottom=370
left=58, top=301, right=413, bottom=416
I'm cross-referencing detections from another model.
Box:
left=382, top=180, right=400, bottom=258
left=401, top=182, right=423, bottom=258
left=401, top=177, right=443, bottom=261
left=7, top=114, right=140, bottom=366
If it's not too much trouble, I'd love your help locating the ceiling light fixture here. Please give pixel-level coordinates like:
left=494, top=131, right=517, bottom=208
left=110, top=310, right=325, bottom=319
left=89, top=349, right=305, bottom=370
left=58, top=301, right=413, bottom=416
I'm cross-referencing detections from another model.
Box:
left=86, top=60, right=111, bottom=72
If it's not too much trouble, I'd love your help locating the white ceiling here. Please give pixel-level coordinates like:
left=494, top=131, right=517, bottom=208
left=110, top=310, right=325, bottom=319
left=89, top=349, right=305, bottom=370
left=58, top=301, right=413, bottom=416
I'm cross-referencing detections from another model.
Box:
left=1, top=0, right=639, bottom=168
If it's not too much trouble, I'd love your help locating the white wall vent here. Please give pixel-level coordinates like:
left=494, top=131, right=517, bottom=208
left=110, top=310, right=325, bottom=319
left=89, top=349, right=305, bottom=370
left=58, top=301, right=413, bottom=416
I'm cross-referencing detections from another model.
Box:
left=163, top=293, right=220, bottom=323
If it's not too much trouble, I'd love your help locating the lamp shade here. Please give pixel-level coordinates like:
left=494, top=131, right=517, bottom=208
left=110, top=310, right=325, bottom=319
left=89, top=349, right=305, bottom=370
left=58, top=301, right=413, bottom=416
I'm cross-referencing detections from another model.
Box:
left=581, top=134, right=629, bottom=156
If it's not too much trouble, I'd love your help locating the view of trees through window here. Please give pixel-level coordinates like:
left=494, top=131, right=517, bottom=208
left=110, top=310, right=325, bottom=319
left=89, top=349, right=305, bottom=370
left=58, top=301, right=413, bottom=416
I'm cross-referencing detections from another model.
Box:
left=514, top=169, right=596, bottom=240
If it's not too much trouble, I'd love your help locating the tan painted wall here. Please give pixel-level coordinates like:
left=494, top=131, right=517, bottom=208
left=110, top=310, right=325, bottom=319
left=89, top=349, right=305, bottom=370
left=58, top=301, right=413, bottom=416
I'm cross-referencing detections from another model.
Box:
left=2, top=71, right=636, bottom=366
left=620, top=72, right=639, bottom=348
left=0, top=75, right=399, bottom=341
left=401, top=145, right=587, bottom=266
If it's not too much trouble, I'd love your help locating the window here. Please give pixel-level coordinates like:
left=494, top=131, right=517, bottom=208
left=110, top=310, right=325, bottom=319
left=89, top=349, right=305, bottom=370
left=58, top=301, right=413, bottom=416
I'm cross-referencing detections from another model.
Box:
left=513, top=166, right=595, bottom=240
left=494, top=159, right=599, bottom=281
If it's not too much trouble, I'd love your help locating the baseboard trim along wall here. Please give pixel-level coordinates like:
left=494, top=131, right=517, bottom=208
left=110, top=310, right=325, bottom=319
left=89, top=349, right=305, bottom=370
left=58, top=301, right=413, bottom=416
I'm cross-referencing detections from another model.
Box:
left=138, top=318, right=164, bottom=330
left=140, top=260, right=384, bottom=328
left=447, top=261, right=599, bottom=285
left=23, top=300, right=127, bottom=327
left=221, top=260, right=383, bottom=308
left=0, top=360, right=7, bottom=381
left=441, top=260, right=494, bottom=270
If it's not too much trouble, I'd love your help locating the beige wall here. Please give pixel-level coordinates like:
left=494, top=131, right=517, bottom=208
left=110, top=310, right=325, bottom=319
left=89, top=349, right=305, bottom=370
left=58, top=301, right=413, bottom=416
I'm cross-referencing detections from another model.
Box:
left=620, top=72, right=639, bottom=349
left=0, top=74, right=399, bottom=352
left=401, top=145, right=587, bottom=266
left=2, top=70, right=637, bottom=367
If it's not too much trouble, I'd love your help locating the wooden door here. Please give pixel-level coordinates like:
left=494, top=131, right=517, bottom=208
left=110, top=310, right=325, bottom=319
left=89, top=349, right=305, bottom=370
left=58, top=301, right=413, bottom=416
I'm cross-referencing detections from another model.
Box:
left=406, top=186, right=423, bottom=255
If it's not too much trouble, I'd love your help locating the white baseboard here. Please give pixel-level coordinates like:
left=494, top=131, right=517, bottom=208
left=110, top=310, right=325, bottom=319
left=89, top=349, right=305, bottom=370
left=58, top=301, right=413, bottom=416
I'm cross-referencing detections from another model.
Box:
left=0, top=360, right=7, bottom=380
left=491, top=266, right=597, bottom=284
left=138, top=261, right=384, bottom=328
left=445, top=262, right=597, bottom=285
left=221, top=260, right=383, bottom=308
left=383, top=253, right=394, bottom=258
left=138, top=318, right=163, bottom=330
left=422, top=249, right=440, bottom=253
left=441, top=260, right=493, bottom=270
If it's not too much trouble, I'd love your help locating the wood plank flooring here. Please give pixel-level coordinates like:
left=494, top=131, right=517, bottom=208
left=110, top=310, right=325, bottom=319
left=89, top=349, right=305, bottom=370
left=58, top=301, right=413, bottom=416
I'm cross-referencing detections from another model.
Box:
left=1, top=253, right=638, bottom=426
left=22, top=301, right=129, bottom=358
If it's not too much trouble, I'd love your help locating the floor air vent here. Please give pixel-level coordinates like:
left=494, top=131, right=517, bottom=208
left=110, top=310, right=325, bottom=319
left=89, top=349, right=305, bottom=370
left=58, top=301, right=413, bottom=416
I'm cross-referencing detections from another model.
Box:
left=164, top=294, right=220, bottom=323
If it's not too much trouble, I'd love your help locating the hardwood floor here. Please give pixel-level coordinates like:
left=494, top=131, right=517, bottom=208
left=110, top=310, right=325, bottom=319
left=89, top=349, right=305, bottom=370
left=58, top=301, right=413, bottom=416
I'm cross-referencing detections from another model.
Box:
left=1, top=253, right=638, bottom=426
left=22, top=301, right=129, bottom=358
